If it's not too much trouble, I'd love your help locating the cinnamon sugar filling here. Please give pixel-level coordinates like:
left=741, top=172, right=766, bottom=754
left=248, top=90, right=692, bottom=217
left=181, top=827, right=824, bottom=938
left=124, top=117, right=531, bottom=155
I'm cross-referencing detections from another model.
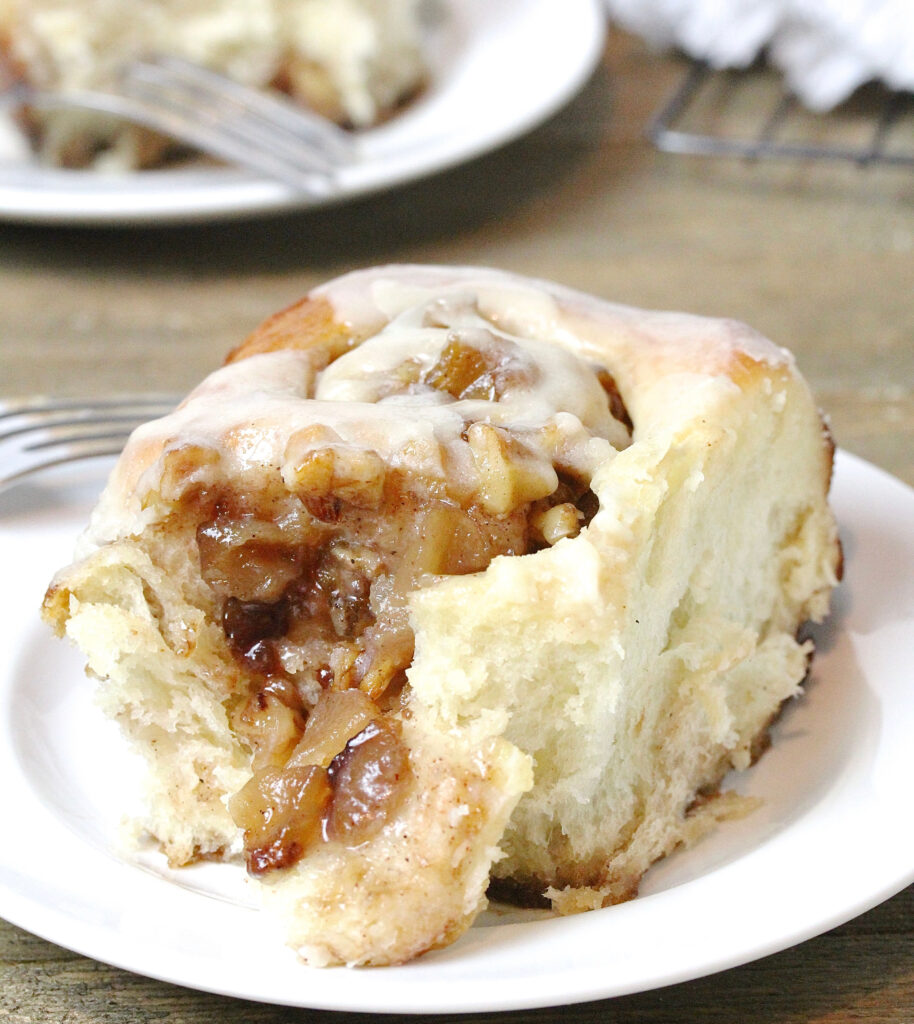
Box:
left=176, top=333, right=633, bottom=878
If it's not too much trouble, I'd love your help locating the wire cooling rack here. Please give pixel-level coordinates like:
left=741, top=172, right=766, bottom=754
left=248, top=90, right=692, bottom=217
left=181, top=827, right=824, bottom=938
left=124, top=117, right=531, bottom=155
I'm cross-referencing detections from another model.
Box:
left=647, top=60, right=914, bottom=167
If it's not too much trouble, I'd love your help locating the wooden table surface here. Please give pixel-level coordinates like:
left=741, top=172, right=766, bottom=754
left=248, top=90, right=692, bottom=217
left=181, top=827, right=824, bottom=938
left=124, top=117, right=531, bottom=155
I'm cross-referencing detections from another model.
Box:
left=1, top=28, right=912, bottom=1024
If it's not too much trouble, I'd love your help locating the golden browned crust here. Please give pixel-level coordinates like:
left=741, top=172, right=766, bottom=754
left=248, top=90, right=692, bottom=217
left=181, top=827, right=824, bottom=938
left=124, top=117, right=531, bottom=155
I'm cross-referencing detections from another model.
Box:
left=225, top=294, right=369, bottom=365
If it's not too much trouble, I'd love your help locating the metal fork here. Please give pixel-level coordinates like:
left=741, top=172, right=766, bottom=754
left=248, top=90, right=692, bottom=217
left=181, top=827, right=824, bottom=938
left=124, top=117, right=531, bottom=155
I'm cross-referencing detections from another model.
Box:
left=0, top=394, right=179, bottom=493
left=4, top=56, right=359, bottom=192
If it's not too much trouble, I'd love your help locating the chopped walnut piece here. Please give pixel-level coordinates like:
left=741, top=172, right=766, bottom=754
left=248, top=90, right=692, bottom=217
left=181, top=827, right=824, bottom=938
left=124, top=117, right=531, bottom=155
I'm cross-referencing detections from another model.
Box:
left=466, top=422, right=558, bottom=516
left=531, top=502, right=584, bottom=546
left=285, top=443, right=387, bottom=518
left=155, top=444, right=221, bottom=503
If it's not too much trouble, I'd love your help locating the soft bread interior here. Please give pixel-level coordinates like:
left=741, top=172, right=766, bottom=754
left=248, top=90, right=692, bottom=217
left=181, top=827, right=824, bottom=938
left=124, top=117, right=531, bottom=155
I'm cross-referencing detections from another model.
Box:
left=410, top=355, right=836, bottom=908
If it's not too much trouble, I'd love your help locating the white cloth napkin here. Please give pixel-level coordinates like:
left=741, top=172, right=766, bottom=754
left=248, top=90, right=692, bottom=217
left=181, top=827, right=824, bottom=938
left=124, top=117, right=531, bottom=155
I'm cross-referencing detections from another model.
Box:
left=605, top=0, right=914, bottom=109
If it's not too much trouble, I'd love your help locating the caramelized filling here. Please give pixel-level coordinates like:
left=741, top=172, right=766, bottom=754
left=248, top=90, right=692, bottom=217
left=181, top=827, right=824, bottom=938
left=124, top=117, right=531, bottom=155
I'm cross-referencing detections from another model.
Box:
left=229, top=690, right=410, bottom=873
left=596, top=367, right=634, bottom=433
left=325, top=717, right=410, bottom=843
left=208, top=488, right=534, bottom=874
left=184, top=338, right=633, bottom=877
left=424, top=335, right=531, bottom=400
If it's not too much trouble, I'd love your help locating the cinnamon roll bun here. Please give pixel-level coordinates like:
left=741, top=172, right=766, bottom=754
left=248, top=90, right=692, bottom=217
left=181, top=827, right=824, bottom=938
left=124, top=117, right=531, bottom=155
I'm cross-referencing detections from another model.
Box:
left=43, top=265, right=841, bottom=965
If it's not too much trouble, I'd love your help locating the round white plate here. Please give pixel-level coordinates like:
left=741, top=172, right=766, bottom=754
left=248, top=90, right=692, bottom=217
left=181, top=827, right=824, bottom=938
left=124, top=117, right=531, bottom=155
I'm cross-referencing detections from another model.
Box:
left=1, top=449, right=912, bottom=1012
left=0, top=0, right=605, bottom=226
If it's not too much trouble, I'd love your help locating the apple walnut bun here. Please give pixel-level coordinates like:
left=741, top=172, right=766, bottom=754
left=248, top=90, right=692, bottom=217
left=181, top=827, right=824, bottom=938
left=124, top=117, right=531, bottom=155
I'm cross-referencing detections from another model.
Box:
left=43, top=265, right=841, bottom=966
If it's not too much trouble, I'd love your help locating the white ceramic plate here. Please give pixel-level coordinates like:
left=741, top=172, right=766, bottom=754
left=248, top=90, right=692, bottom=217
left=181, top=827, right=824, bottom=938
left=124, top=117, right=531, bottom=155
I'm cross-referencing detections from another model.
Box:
left=0, top=0, right=605, bottom=226
left=1, top=449, right=912, bottom=1013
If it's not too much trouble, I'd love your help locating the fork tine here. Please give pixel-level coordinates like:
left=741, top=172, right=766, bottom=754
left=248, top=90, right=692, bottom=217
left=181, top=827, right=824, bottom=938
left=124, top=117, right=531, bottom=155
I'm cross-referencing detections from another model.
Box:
left=0, top=393, right=178, bottom=415
left=0, top=395, right=178, bottom=432
left=6, top=62, right=351, bottom=191
left=121, top=85, right=341, bottom=192
left=0, top=394, right=179, bottom=493
left=1, top=412, right=170, bottom=446
left=0, top=439, right=131, bottom=492
left=146, top=57, right=357, bottom=162
left=120, top=59, right=356, bottom=189
left=4, top=85, right=332, bottom=191
left=25, top=425, right=149, bottom=452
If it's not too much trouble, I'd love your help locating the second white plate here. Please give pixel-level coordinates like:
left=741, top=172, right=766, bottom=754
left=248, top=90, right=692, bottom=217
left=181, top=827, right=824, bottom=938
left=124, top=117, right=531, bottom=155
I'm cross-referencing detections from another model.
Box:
left=0, top=450, right=912, bottom=1012
left=0, top=0, right=606, bottom=225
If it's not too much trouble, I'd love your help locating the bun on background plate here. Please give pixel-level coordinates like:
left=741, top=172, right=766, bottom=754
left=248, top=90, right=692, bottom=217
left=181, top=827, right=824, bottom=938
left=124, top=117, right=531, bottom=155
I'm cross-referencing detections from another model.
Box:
left=0, top=0, right=426, bottom=168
